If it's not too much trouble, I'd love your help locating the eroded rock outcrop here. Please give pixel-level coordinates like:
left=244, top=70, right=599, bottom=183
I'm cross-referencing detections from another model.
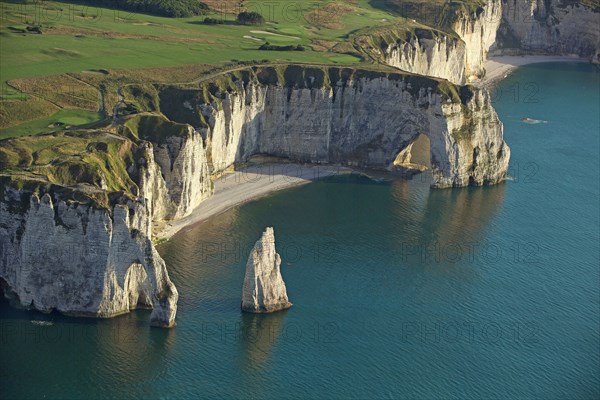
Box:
left=0, top=119, right=208, bottom=327
left=455, top=0, right=503, bottom=80
left=0, top=189, right=178, bottom=327
left=241, top=227, right=292, bottom=313
left=371, top=0, right=599, bottom=82
left=382, top=31, right=468, bottom=85
left=135, top=121, right=213, bottom=221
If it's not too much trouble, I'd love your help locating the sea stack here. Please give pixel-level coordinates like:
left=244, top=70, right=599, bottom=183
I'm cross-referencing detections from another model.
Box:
left=242, top=227, right=292, bottom=313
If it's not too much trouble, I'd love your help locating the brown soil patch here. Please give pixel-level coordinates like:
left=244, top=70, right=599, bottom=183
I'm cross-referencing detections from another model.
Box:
left=309, top=39, right=338, bottom=52
left=0, top=97, right=59, bottom=129
left=9, top=74, right=98, bottom=111
left=202, top=0, right=245, bottom=14
left=305, top=2, right=357, bottom=30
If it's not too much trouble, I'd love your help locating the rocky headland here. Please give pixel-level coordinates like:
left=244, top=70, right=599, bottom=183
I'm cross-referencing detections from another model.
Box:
left=2, top=0, right=597, bottom=325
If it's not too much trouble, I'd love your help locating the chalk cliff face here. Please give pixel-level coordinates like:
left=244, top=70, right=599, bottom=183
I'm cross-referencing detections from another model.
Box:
left=158, top=67, right=509, bottom=187
left=455, top=0, right=503, bottom=80
left=383, top=32, right=467, bottom=85
left=0, top=120, right=210, bottom=327
left=498, top=0, right=600, bottom=61
left=242, top=227, right=292, bottom=313
left=379, top=0, right=502, bottom=84
left=137, top=125, right=213, bottom=222
left=378, top=0, right=599, bottom=81
left=0, top=189, right=178, bottom=327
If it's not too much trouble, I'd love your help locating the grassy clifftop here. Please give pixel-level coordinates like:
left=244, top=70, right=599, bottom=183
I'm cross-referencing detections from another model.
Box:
left=1, top=64, right=476, bottom=210
left=0, top=0, right=490, bottom=133
left=371, top=0, right=486, bottom=31
left=0, top=114, right=192, bottom=209
left=121, top=64, right=471, bottom=126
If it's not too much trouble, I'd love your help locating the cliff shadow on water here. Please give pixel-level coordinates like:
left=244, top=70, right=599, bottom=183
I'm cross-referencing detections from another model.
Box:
left=388, top=178, right=506, bottom=259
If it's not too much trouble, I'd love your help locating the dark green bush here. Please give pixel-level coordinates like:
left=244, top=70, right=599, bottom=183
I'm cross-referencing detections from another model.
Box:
left=259, top=43, right=305, bottom=51
left=237, top=11, right=265, bottom=25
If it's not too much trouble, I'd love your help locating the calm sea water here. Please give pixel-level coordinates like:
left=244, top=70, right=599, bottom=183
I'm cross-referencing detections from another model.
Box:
left=1, top=63, right=599, bottom=399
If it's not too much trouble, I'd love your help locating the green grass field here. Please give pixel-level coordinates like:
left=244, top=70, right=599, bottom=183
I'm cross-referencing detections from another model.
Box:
left=0, top=0, right=415, bottom=132
left=0, top=109, right=105, bottom=139
left=0, top=0, right=401, bottom=87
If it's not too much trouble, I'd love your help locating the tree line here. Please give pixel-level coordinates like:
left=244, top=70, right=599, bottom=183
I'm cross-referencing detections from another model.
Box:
left=60, top=0, right=209, bottom=18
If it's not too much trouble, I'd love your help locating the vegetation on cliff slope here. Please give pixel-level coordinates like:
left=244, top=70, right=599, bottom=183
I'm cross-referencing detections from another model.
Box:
left=0, top=108, right=215, bottom=208
left=0, top=130, right=138, bottom=208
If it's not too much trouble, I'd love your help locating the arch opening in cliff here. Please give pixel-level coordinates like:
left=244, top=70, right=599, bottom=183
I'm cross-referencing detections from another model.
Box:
left=124, top=264, right=153, bottom=310
left=392, top=133, right=431, bottom=176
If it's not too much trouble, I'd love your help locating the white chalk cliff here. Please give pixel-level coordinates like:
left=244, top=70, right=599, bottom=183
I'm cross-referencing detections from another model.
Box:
left=2, top=0, right=597, bottom=327
left=382, top=31, right=468, bottom=85
left=497, top=0, right=600, bottom=61
left=0, top=188, right=178, bottom=327
left=241, top=227, right=292, bottom=313
left=371, top=0, right=598, bottom=83
left=0, top=66, right=509, bottom=325
left=376, top=0, right=503, bottom=84
left=158, top=67, right=510, bottom=187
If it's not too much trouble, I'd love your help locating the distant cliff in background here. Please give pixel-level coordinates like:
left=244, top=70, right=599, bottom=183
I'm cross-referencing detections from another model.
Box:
left=358, top=0, right=599, bottom=84
left=497, top=0, right=600, bottom=61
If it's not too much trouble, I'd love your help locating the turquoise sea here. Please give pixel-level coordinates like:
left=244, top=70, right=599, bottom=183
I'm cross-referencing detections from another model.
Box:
left=1, top=62, right=599, bottom=399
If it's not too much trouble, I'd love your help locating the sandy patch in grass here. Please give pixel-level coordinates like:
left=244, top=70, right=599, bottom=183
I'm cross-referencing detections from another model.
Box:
left=250, top=30, right=300, bottom=39
left=244, top=35, right=264, bottom=42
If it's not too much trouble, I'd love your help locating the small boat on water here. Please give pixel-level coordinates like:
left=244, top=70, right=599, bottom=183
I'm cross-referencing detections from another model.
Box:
left=521, top=117, right=548, bottom=124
